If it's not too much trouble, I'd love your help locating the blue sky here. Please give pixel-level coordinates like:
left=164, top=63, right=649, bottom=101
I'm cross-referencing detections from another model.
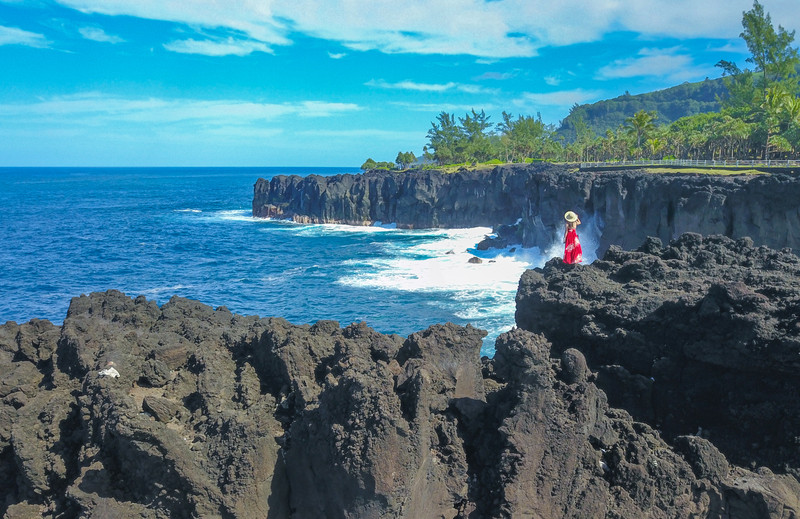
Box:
left=1, top=0, right=798, bottom=166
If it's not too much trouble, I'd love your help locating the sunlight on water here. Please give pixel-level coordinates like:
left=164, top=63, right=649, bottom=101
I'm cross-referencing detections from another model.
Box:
left=180, top=208, right=604, bottom=356
left=0, top=168, right=604, bottom=359
left=208, top=209, right=253, bottom=222
left=335, top=227, right=542, bottom=355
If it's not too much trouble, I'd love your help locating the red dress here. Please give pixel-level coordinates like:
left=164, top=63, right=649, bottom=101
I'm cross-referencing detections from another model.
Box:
left=564, top=228, right=583, bottom=264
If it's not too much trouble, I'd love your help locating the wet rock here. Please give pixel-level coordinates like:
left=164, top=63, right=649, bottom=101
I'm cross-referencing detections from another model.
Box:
left=253, top=166, right=533, bottom=231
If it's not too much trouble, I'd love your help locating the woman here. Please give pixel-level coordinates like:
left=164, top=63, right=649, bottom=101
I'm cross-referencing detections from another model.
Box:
left=563, top=211, right=583, bottom=264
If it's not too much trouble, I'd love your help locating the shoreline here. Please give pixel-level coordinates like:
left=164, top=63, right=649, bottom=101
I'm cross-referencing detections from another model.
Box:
left=3, top=232, right=798, bottom=517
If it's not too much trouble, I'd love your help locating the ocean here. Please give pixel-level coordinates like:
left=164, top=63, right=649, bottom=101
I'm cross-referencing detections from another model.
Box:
left=0, top=167, right=593, bottom=356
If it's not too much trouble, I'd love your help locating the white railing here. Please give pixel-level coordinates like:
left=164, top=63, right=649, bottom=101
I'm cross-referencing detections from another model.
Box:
left=579, top=159, right=800, bottom=169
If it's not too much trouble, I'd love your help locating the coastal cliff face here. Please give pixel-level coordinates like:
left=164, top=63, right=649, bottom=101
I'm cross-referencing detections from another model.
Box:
left=253, top=168, right=530, bottom=229
left=515, top=233, right=800, bottom=475
left=2, top=233, right=800, bottom=518
left=253, top=165, right=800, bottom=254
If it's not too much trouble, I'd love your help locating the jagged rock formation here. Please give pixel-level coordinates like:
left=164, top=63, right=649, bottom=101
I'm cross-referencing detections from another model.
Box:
left=252, top=165, right=800, bottom=254
left=3, top=235, right=800, bottom=518
left=252, top=167, right=531, bottom=230
left=516, top=233, right=800, bottom=483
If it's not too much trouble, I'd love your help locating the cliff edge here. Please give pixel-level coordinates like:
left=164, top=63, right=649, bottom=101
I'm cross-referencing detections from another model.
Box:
left=253, top=164, right=800, bottom=254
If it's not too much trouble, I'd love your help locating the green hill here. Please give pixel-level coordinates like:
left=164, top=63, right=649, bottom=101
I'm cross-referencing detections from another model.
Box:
left=556, top=78, right=728, bottom=142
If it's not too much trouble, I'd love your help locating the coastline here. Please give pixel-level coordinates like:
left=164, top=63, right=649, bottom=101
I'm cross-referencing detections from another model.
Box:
left=2, top=232, right=799, bottom=517
left=0, top=167, right=542, bottom=355
left=254, top=163, right=800, bottom=255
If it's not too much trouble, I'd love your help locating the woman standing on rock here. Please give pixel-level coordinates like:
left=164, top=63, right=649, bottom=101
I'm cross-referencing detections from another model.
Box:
left=563, top=211, right=583, bottom=264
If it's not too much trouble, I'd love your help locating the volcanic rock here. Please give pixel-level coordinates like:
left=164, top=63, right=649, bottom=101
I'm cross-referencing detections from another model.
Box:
left=516, top=232, right=800, bottom=477
left=253, top=165, right=800, bottom=254
left=1, top=278, right=798, bottom=517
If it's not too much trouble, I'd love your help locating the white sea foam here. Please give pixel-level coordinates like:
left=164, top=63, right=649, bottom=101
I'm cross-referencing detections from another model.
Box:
left=332, top=219, right=603, bottom=356
left=372, top=221, right=397, bottom=229
left=212, top=209, right=253, bottom=222
left=292, top=222, right=414, bottom=237
left=542, top=213, right=602, bottom=264
left=175, top=208, right=202, bottom=213
left=337, top=227, right=536, bottom=294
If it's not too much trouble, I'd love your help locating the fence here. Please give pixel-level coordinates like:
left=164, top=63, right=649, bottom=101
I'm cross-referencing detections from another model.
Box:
left=579, top=159, right=800, bottom=170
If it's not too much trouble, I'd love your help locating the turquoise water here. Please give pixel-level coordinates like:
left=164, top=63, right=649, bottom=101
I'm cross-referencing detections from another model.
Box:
left=0, top=167, right=563, bottom=356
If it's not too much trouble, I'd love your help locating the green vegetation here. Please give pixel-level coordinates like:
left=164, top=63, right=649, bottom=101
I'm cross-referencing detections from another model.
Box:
left=395, top=151, right=417, bottom=170
left=643, top=167, right=766, bottom=176
left=557, top=79, right=727, bottom=142
left=423, top=110, right=561, bottom=165
left=359, top=158, right=396, bottom=171
left=362, top=1, right=799, bottom=170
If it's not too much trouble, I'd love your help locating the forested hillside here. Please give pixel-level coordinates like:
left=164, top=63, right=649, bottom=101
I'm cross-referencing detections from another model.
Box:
left=556, top=78, right=727, bottom=142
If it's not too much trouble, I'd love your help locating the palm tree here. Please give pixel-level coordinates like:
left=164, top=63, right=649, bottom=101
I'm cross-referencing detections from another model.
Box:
left=625, top=110, right=657, bottom=157
left=761, top=85, right=791, bottom=159
left=645, top=137, right=664, bottom=159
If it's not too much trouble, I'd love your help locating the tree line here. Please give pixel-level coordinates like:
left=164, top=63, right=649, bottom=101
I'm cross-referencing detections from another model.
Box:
left=362, top=1, right=799, bottom=171
left=557, top=80, right=726, bottom=143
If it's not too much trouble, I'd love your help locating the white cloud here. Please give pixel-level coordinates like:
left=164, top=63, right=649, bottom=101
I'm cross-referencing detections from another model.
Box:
left=473, top=71, right=515, bottom=81
left=501, top=0, right=799, bottom=45
left=296, top=101, right=363, bottom=117
left=164, top=37, right=272, bottom=56
left=367, top=79, right=498, bottom=95
left=543, top=75, right=561, bottom=87
left=279, top=0, right=538, bottom=57
left=596, top=47, right=712, bottom=82
left=51, top=0, right=800, bottom=59
left=391, top=101, right=499, bottom=113
left=367, top=79, right=458, bottom=92
left=458, top=84, right=500, bottom=95
left=0, top=25, right=49, bottom=47
left=57, top=0, right=290, bottom=47
left=78, top=26, right=124, bottom=43
left=516, top=88, right=605, bottom=107
left=328, top=51, right=346, bottom=59
left=0, top=93, right=361, bottom=125
left=708, top=41, right=747, bottom=54
left=201, top=126, right=285, bottom=139
left=298, top=128, right=420, bottom=140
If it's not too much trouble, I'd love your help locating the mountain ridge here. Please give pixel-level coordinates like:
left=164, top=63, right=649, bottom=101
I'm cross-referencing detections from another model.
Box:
left=555, top=77, right=728, bottom=141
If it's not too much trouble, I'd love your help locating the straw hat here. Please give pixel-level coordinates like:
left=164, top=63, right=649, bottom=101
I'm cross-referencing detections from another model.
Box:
left=564, top=211, right=578, bottom=223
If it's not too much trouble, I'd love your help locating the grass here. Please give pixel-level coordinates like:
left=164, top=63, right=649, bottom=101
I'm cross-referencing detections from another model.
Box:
left=642, top=167, right=767, bottom=175
left=418, top=162, right=773, bottom=176
left=422, top=162, right=500, bottom=174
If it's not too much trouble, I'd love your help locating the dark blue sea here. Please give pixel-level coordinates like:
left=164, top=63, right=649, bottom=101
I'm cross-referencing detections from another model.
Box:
left=0, top=167, right=594, bottom=356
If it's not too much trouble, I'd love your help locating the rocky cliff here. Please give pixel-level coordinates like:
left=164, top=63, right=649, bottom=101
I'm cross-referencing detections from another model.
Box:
left=2, top=233, right=800, bottom=518
left=253, top=164, right=800, bottom=254
left=252, top=167, right=530, bottom=229
left=515, top=233, right=800, bottom=476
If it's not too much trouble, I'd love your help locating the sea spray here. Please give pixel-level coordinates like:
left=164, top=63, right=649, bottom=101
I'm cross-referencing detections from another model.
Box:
left=1, top=167, right=603, bottom=358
